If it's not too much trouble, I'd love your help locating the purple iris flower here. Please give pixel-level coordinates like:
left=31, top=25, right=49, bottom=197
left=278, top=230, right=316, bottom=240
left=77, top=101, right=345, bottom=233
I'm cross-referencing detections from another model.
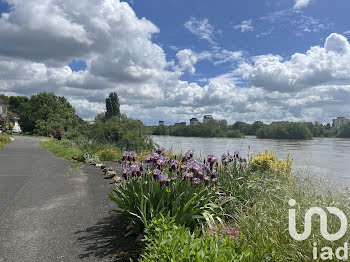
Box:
left=211, top=169, right=217, bottom=179
left=159, top=173, right=169, bottom=186
left=153, top=169, right=161, bottom=180
left=122, top=167, right=129, bottom=180
left=156, top=147, right=166, bottom=155
left=204, top=176, right=210, bottom=185
left=222, top=154, right=227, bottom=161
left=122, top=151, right=129, bottom=161
left=234, top=151, right=239, bottom=158
left=169, top=159, right=178, bottom=171
left=193, top=178, right=200, bottom=188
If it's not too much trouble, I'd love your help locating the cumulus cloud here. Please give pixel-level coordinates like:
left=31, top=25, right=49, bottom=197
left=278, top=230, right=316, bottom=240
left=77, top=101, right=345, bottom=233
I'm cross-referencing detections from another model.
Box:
left=234, top=20, right=254, bottom=32
left=0, top=0, right=349, bottom=124
left=250, top=33, right=350, bottom=92
left=176, top=49, right=198, bottom=74
left=293, top=0, right=311, bottom=10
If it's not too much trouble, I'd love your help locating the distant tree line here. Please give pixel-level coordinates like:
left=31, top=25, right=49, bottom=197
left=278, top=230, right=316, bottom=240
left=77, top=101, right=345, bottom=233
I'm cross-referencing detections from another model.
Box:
left=153, top=119, right=244, bottom=138
left=152, top=119, right=349, bottom=140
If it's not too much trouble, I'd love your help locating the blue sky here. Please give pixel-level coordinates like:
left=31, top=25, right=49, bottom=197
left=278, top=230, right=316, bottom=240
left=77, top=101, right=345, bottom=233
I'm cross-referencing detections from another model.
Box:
left=0, top=0, right=350, bottom=124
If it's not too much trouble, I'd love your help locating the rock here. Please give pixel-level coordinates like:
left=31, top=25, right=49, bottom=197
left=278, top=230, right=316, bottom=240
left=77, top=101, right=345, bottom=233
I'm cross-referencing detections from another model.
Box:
left=104, top=171, right=116, bottom=179
left=102, top=167, right=114, bottom=173
left=95, top=163, right=103, bottom=168
left=100, top=164, right=107, bottom=169
left=110, top=176, right=122, bottom=184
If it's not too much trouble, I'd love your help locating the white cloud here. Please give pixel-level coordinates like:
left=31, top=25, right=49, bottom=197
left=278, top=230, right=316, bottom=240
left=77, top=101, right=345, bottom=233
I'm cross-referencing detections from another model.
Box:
left=176, top=49, right=198, bottom=74
left=234, top=20, right=254, bottom=32
left=293, top=0, right=311, bottom=10
left=0, top=0, right=349, bottom=124
left=344, top=31, right=350, bottom=35
left=250, top=33, right=350, bottom=92
left=184, top=17, right=216, bottom=45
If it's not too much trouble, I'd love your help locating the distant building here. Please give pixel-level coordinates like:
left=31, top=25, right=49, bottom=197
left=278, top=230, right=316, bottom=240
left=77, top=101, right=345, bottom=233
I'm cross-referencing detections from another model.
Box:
left=8, top=112, right=21, bottom=134
left=190, top=118, right=199, bottom=126
left=180, top=122, right=186, bottom=126
left=174, top=123, right=181, bottom=126
left=0, top=98, right=8, bottom=132
left=332, top=117, right=350, bottom=129
left=203, top=115, right=213, bottom=123
left=159, top=121, right=165, bottom=126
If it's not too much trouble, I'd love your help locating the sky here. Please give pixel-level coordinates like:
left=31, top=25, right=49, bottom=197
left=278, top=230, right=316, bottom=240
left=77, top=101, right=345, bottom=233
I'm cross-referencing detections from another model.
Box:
left=0, top=0, right=350, bottom=125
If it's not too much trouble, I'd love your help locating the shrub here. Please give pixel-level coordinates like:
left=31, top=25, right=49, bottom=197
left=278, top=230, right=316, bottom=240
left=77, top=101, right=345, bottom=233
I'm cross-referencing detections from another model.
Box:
left=256, top=122, right=313, bottom=140
left=83, top=153, right=100, bottom=164
left=50, top=127, right=63, bottom=140
left=226, top=129, right=244, bottom=138
left=140, top=215, right=251, bottom=262
left=0, top=133, right=11, bottom=148
left=97, top=148, right=118, bottom=161
left=250, top=149, right=293, bottom=177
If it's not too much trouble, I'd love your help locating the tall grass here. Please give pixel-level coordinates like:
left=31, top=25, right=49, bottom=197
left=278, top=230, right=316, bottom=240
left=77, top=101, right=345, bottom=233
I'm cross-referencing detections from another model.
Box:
left=234, top=170, right=350, bottom=261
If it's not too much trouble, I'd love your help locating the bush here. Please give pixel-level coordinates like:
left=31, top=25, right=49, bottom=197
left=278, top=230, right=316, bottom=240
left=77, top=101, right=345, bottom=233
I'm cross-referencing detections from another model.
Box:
left=339, top=123, right=350, bottom=138
left=97, top=148, right=118, bottom=161
left=256, top=122, right=313, bottom=140
left=140, top=215, right=251, bottom=262
left=250, top=149, right=293, bottom=177
left=0, top=133, right=11, bottom=149
left=50, top=127, right=63, bottom=140
left=226, top=129, right=244, bottom=138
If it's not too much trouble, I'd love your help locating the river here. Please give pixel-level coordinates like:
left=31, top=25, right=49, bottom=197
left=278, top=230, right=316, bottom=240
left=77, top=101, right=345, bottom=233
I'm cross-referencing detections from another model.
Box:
left=151, top=135, right=350, bottom=186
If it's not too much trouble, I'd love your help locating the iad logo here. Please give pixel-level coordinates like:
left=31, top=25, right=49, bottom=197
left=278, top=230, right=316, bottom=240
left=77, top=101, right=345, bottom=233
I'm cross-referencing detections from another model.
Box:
left=288, top=199, right=347, bottom=241
left=288, top=199, right=349, bottom=260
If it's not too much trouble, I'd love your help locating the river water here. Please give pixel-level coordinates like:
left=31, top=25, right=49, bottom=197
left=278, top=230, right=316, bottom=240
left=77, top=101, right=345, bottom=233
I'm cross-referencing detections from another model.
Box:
left=151, top=135, right=350, bottom=185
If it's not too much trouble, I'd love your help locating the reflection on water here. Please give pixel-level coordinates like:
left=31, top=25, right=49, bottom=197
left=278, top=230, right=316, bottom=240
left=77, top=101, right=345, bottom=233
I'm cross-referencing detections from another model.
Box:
left=151, top=135, right=350, bottom=185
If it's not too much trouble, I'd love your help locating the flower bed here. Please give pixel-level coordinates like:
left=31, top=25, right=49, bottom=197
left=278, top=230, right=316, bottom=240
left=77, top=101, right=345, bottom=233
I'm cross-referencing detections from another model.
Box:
left=0, top=133, right=11, bottom=149
left=109, top=147, right=299, bottom=260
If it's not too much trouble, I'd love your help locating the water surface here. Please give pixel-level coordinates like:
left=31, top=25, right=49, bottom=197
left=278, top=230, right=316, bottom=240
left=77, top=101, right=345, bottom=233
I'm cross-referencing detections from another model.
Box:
left=151, top=135, right=350, bottom=185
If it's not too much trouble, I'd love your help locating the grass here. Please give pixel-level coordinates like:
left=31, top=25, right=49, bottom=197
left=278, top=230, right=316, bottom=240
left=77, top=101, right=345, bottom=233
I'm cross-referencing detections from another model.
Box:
left=40, top=138, right=84, bottom=168
left=233, top=170, right=350, bottom=261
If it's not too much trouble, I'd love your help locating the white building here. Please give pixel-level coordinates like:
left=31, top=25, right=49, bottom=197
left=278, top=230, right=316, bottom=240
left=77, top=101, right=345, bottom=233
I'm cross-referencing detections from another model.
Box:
left=159, top=121, right=165, bottom=126
left=332, top=117, right=350, bottom=129
left=203, top=115, right=213, bottom=123
left=190, top=118, right=199, bottom=126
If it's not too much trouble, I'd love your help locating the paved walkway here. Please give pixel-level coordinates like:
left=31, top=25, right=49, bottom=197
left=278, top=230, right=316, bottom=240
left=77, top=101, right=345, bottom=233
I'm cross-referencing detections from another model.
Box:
left=0, top=136, right=137, bottom=262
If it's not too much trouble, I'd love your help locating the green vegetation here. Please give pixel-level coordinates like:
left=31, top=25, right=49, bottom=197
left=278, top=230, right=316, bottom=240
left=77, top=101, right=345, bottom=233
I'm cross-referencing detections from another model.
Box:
left=40, top=139, right=84, bottom=166
left=140, top=215, right=250, bottom=262
left=339, top=123, right=350, bottom=138
left=110, top=148, right=350, bottom=261
left=0, top=133, right=11, bottom=149
left=152, top=120, right=244, bottom=138
left=256, top=122, right=313, bottom=139
left=152, top=120, right=343, bottom=140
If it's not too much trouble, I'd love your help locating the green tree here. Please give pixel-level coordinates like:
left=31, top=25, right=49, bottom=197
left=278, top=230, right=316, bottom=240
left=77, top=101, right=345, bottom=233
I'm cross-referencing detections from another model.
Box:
left=9, top=96, right=29, bottom=115
left=20, top=92, right=80, bottom=135
left=339, top=123, right=350, bottom=138
left=105, top=92, right=120, bottom=120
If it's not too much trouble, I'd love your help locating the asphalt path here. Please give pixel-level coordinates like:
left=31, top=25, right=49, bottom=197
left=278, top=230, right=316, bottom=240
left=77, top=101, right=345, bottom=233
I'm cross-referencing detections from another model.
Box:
left=0, top=136, right=137, bottom=262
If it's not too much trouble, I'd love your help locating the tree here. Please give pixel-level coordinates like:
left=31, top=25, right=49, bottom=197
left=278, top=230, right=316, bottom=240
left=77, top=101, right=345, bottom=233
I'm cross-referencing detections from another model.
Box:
left=339, top=123, right=350, bottom=138
left=9, top=96, right=29, bottom=115
left=20, top=92, right=80, bottom=135
left=105, top=92, right=120, bottom=120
